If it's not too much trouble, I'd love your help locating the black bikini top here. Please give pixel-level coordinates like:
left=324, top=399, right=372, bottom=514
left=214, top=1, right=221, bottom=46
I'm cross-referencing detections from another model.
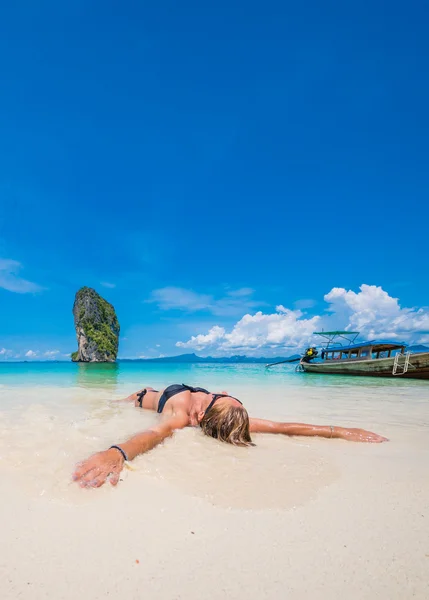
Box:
left=204, top=393, right=243, bottom=416
left=181, top=384, right=211, bottom=394
left=183, top=385, right=243, bottom=410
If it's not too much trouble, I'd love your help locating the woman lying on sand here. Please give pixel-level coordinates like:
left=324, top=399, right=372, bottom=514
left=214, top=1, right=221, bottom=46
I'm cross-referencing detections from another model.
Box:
left=73, top=383, right=388, bottom=488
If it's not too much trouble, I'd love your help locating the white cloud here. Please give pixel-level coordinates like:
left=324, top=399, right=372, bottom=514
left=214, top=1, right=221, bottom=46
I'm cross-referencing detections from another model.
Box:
left=0, top=348, right=7, bottom=355
left=100, top=281, right=116, bottom=289
left=176, top=284, right=429, bottom=355
left=0, top=259, right=43, bottom=294
left=177, top=325, right=226, bottom=350
left=324, top=284, right=429, bottom=339
left=177, top=310, right=319, bottom=354
left=227, top=288, right=255, bottom=298
left=294, top=298, right=316, bottom=310
left=149, top=286, right=263, bottom=317
left=150, top=287, right=212, bottom=311
left=20, top=350, right=61, bottom=360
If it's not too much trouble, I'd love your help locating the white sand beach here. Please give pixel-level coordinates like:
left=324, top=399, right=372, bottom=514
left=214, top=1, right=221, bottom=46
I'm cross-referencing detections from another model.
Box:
left=2, top=0, right=428, bottom=596
left=1, top=380, right=428, bottom=599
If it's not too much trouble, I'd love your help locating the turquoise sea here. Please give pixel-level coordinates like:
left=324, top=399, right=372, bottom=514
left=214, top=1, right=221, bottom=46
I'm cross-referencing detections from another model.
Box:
left=1, top=360, right=427, bottom=432
left=2, top=359, right=429, bottom=391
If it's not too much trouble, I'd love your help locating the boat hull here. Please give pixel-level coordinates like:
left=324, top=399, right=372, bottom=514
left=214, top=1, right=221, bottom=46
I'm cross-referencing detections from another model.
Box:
left=300, top=352, right=429, bottom=379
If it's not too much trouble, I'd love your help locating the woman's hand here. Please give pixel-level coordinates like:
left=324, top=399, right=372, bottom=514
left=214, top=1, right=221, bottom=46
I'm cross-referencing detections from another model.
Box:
left=72, top=448, right=125, bottom=488
left=338, top=427, right=389, bottom=443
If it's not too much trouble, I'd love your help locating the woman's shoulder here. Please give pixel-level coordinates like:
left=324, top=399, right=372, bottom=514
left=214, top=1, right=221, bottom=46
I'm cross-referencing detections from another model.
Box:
left=169, top=394, right=192, bottom=411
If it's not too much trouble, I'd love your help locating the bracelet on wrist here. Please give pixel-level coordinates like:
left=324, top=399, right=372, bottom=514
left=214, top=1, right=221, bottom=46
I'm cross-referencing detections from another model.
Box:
left=109, top=445, right=128, bottom=462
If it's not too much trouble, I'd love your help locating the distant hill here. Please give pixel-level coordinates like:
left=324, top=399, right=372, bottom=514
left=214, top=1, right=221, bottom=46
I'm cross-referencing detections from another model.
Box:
left=120, top=352, right=298, bottom=364
left=119, top=345, right=429, bottom=363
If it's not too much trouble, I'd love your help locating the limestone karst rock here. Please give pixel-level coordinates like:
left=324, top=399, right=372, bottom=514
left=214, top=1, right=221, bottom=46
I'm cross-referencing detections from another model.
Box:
left=71, top=287, right=120, bottom=362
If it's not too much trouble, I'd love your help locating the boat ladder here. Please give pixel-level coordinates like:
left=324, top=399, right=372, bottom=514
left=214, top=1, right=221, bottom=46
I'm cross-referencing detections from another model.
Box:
left=393, top=352, right=411, bottom=375
left=295, top=363, right=305, bottom=373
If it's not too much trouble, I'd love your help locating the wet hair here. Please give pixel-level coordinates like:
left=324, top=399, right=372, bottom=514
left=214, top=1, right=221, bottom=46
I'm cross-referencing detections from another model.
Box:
left=200, top=403, right=254, bottom=447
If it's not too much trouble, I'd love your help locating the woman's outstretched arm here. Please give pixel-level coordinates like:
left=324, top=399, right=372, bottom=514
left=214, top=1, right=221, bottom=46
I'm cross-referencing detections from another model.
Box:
left=249, top=418, right=388, bottom=443
left=72, top=412, right=189, bottom=488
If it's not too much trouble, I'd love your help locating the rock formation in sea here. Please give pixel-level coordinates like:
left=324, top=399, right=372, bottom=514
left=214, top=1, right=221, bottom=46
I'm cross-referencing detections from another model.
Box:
left=71, top=287, right=120, bottom=362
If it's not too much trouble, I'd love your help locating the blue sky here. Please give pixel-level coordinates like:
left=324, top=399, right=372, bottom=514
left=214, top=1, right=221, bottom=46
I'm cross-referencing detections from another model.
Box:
left=1, top=1, right=429, bottom=359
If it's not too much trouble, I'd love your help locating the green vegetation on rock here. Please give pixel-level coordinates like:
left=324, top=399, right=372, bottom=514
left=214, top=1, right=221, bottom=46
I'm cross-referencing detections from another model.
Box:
left=80, top=319, right=118, bottom=355
left=72, top=287, right=120, bottom=362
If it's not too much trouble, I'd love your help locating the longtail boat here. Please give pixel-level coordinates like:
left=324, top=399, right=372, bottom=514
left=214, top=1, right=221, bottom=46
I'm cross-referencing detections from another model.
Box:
left=267, top=331, right=429, bottom=379
left=300, top=331, right=429, bottom=379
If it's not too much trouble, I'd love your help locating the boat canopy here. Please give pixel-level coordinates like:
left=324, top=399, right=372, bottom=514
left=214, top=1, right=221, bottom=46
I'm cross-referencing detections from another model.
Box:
left=321, top=340, right=406, bottom=353
left=313, top=330, right=360, bottom=347
left=313, top=331, right=360, bottom=336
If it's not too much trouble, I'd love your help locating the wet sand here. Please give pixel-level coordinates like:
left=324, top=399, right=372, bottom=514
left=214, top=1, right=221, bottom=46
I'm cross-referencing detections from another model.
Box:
left=0, top=382, right=428, bottom=599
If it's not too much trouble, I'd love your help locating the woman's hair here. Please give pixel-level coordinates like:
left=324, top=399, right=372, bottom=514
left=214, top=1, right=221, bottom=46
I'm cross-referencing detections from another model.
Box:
left=200, top=403, right=254, bottom=447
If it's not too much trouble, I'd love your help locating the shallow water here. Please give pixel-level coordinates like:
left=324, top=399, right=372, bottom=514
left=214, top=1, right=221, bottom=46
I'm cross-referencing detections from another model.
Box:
left=2, top=362, right=429, bottom=600
left=3, top=359, right=429, bottom=390
left=0, top=362, right=428, bottom=510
